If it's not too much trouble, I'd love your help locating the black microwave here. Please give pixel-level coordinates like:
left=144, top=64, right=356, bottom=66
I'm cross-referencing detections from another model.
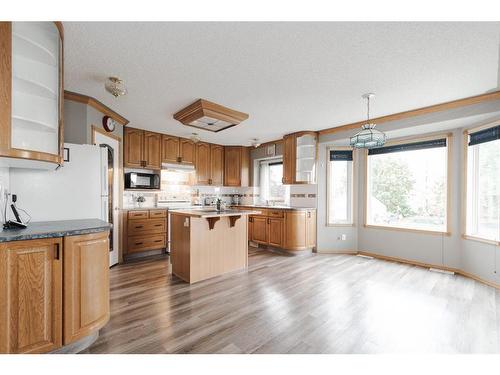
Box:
left=125, top=172, right=160, bottom=190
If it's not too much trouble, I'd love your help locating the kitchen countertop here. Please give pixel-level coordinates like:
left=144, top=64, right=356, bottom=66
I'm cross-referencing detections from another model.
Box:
left=169, top=209, right=261, bottom=218
left=0, top=219, right=111, bottom=243
left=232, top=204, right=316, bottom=211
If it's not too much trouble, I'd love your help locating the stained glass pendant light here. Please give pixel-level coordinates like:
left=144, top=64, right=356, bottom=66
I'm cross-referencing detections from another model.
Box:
left=350, top=93, right=386, bottom=149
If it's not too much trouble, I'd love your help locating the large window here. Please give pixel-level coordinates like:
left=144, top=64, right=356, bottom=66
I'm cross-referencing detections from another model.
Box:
left=366, top=136, right=449, bottom=233
left=259, top=159, right=285, bottom=203
left=465, top=124, right=500, bottom=242
left=327, top=149, right=354, bottom=225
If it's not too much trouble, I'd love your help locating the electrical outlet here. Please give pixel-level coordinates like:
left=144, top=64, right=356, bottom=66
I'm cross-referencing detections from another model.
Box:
left=341, top=234, right=347, bottom=241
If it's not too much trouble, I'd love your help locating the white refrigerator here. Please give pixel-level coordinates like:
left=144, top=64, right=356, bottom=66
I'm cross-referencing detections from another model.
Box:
left=9, top=143, right=118, bottom=265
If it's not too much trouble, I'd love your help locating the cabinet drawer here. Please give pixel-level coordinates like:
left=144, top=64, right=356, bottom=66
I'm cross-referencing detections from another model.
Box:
left=128, top=234, right=166, bottom=253
left=128, top=219, right=166, bottom=236
left=267, top=209, right=284, bottom=218
left=149, top=210, right=167, bottom=218
left=128, top=210, right=149, bottom=220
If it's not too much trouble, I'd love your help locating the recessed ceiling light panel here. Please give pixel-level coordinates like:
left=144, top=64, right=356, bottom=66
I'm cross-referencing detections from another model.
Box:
left=173, top=99, right=249, bottom=133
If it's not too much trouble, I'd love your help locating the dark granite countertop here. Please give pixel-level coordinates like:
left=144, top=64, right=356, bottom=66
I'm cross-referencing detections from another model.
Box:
left=0, top=219, right=111, bottom=243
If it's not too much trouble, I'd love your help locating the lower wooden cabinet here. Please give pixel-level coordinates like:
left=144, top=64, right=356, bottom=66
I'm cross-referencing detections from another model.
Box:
left=0, top=232, right=110, bottom=353
left=63, top=232, right=110, bottom=345
left=124, top=209, right=168, bottom=255
left=0, top=238, right=62, bottom=354
left=244, top=207, right=316, bottom=251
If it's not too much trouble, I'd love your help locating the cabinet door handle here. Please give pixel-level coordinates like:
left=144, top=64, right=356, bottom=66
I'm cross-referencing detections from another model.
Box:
left=135, top=225, right=144, bottom=229
left=267, top=218, right=270, bottom=224
left=135, top=242, right=143, bottom=245
left=55, top=243, right=60, bottom=260
left=154, top=224, right=162, bottom=227
left=154, top=240, right=163, bottom=243
left=307, top=212, right=311, bottom=218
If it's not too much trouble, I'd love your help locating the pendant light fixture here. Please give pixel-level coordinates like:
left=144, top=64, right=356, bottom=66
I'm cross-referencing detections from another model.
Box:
left=350, top=93, right=386, bottom=149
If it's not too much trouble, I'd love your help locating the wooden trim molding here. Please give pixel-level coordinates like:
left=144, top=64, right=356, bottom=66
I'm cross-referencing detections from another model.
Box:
left=462, top=120, right=500, bottom=245
left=319, top=90, right=500, bottom=136
left=64, top=90, right=129, bottom=126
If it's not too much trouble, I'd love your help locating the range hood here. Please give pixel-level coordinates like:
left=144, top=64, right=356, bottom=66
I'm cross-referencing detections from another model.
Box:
left=161, top=162, right=195, bottom=172
left=173, top=99, right=249, bottom=133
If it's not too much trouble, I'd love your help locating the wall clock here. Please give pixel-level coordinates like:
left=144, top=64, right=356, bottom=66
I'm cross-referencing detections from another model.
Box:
left=102, top=115, right=117, bottom=132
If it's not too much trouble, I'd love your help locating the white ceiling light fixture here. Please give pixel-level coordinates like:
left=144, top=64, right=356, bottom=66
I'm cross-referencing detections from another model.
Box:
left=189, top=133, right=200, bottom=143
left=251, top=138, right=261, bottom=148
left=104, top=76, right=128, bottom=98
left=350, top=93, right=386, bottom=149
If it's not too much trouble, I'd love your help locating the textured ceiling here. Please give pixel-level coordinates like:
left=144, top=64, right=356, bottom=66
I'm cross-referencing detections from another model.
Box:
left=63, top=22, right=500, bottom=145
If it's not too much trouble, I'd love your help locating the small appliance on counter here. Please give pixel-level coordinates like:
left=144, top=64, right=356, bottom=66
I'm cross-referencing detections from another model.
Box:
left=125, top=172, right=160, bottom=190
left=2, top=194, right=29, bottom=229
left=231, top=194, right=241, bottom=205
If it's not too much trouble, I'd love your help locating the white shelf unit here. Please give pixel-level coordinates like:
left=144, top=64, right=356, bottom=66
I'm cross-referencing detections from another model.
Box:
left=295, top=133, right=317, bottom=183
left=11, top=22, right=60, bottom=155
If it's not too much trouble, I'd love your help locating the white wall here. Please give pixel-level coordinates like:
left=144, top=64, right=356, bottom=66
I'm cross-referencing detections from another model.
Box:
left=0, top=167, right=10, bottom=224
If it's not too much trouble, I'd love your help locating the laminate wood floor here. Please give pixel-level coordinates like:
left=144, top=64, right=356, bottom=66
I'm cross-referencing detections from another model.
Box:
left=87, top=248, right=500, bottom=354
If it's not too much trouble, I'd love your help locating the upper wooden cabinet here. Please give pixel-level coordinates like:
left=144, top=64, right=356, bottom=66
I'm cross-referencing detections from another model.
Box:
left=224, top=146, right=249, bottom=187
left=161, top=135, right=180, bottom=163
left=0, top=238, right=62, bottom=354
left=195, top=142, right=211, bottom=185
left=124, top=127, right=161, bottom=169
left=63, top=232, right=110, bottom=345
left=144, top=131, right=161, bottom=169
left=0, top=22, right=64, bottom=167
left=210, top=144, right=224, bottom=186
left=282, top=132, right=318, bottom=184
left=179, top=138, right=195, bottom=164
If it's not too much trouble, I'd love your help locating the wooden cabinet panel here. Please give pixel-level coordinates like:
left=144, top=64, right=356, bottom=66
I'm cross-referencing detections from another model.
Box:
left=127, top=234, right=166, bottom=253
left=149, top=210, right=167, bottom=218
left=248, top=216, right=253, bottom=242
left=144, top=131, right=161, bottom=169
left=124, top=127, right=144, bottom=168
left=251, top=216, right=268, bottom=244
left=210, top=144, right=224, bottom=185
left=284, top=211, right=307, bottom=250
left=283, top=134, right=296, bottom=184
left=224, top=146, right=249, bottom=187
left=127, top=219, right=166, bottom=236
left=195, top=142, right=211, bottom=185
left=128, top=210, right=149, bottom=220
left=161, top=135, right=180, bottom=163
left=268, top=218, right=284, bottom=248
left=180, top=138, right=195, bottom=164
left=63, top=232, right=110, bottom=345
left=0, top=238, right=62, bottom=353
left=306, top=210, right=317, bottom=249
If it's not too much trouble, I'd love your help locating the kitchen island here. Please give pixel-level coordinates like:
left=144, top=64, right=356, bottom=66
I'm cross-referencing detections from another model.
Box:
left=170, top=209, right=259, bottom=283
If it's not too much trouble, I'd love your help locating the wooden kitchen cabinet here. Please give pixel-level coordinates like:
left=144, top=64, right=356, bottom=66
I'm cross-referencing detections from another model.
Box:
left=0, top=238, right=62, bottom=354
left=0, top=22, right=64, bottom=167
left=124, top=127, right=145, bottom=168
left=268, top=218, right=284, bottom=248
left=180, top=138, right=196, bottom=164
left=195, top=142, right=211, bottom=185
left=144, top=131, right=161, bottom=169
left=251, top=216, right=268, bottom=244
left=306, top=210, right=317, bottom=249
left=210, top=144, right=224, bottom=185
left=161, top=135, right=180, bottom=163
left=224, top=146, right=250, bottom=187
left=282, top=131, right=318, bottom=184
left=124, top=209, right=168, bottom=255
left=63, top=232, right=110, bottom=345
left=124, top=127, right=161, bottom=169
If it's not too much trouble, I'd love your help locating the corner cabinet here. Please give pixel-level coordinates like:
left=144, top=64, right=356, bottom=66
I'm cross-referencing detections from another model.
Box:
left=0, top=232, right=110, bottom=353
left=0, top=22, right=64, bottom=167
left=283, top=132, right=318, bottom=184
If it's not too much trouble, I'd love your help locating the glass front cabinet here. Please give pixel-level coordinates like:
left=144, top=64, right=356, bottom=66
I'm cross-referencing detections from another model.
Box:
left=0, top=21, right=64, bottom=168
left=283, top=131, right=318, bottom=184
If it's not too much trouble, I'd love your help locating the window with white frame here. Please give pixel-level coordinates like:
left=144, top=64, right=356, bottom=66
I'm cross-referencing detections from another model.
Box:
left=366, top=137, right=449, bottom=232
left=259, top=159, right=285, bottom=203
left=466, top=125, right=500, bottom=242
left=327, top=149, right=354, bottom=225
